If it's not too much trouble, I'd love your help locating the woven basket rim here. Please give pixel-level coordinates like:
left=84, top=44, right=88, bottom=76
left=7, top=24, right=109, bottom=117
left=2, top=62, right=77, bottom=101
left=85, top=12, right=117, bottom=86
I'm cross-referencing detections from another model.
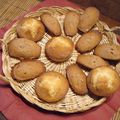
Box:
left=2, top=6, right=113, bottom=113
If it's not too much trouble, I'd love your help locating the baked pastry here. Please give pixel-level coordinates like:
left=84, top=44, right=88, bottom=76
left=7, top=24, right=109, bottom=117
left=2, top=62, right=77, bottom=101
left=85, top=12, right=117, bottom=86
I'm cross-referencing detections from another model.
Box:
left=94, top=43, right=120, bottom=60
left=45, top=36, right=74, bottom=62
left=41, top=13, right=61, bottom=35
left=77, top=54, right=109, bottom=69
left=12, top=60, right=46, bottom=82
left=78, top=7, right=100, bottom=32
left=64, top=11, right=80, bottom=36
left=76, top=30, right=102, bottom=53
left=16, top=17, right=45, bottom=42
left=66, top=64, right=88, bottom=95
left=35, top=71, right=69, bottom=102
left=8, top=38, right=41, bottom=60
left=87, top=66, right=120, bottom=96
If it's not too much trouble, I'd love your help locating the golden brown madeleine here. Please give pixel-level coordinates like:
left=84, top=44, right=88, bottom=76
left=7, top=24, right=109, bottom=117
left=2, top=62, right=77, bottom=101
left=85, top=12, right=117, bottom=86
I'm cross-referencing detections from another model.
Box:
left=77, top=54, right=109, bottom=69
left=87, top=66, right=120, bottom=96
left=79, top=7, right=100, bottom=32
left=41, top=13, right=61, bottom=35
left=35, top=71, right=69, bottom=102
left=66, top=64, right=88, bottom=95
left=16, top=17, right=45, bottom=42
left=64, top=11, right=80, bottom=36
left=94, top=44, right=120, bottom=60
left=76, top=31, right=102, bottom=53
left=12, top=60, right=46, bottom=82
left=8, top=38, right=41, bottom=60
left=45, top=36, right=74, bottom=62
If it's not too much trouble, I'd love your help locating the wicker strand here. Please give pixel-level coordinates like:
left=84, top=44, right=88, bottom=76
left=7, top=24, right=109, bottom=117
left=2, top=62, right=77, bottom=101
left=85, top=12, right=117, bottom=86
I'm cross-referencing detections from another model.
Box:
left=0, top=74, right=10, bottom=84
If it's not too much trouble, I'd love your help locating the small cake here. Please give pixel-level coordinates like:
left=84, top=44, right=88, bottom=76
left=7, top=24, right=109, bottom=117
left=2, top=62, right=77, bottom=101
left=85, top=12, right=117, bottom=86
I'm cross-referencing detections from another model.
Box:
left=8, top=38, right=41, bottom=60
left=77, top=54, right=109, bottom=69
left=16, top=17, right=45, bottom=42
left=41, top=13, right=61, bottom=35
left=45, top=36, right=74, bottom=62
left=12, top=60, right=46, bottom=82
left=35, top=71, right=69, bottom=102
left=76, top=30, right=102, bottom=53
left=64, top=11, right=80, bottom=36
left=87, top=66, right=120, bottom=96
left=78, top=7, right=100, bottom=32
left=94, top=44, right=120, bottom=60
left=66, top=64, right=88, bottom=95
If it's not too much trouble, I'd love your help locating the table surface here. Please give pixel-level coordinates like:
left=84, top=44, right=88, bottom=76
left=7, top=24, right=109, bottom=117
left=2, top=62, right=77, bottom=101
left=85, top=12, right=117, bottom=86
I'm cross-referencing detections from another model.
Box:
left=0, top=0, right=39, bottom=28
left=0, top=0, right=120, bottom=120
left=0, top=0, right=120, bottom=28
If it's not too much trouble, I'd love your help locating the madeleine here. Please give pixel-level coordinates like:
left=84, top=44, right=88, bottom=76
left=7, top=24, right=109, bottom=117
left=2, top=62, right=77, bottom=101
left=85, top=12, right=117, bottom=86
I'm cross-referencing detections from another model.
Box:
left=41, top=13, right=61, bottom=35
left=76, top=31, right=102, bottom=53
left=66, top=64, right=88, bottom=95
left=8, top=38, right=41, bottom=60
left=94, top=44, right=120, bottom=60
left=12, top=60, right=46, bottom=82
left=64, top=11, right=80, bottom=36
left=79, top=7, right=100, bottom=32
left=77, top=54, right=109, bottom=69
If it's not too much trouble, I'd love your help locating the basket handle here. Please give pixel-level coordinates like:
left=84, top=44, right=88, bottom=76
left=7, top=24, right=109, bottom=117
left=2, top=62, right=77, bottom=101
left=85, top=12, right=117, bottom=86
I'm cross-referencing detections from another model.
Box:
left=111, top=26, right=120, bottom=35
left=0, top=39, right=9, bottom=84
left=0, top=74, right=10, bottom=84
left=110, top=26, right=120, bottom=44
left=0, top=39, right=3, bottom=50
left=0, top=39, right=3, bottom=43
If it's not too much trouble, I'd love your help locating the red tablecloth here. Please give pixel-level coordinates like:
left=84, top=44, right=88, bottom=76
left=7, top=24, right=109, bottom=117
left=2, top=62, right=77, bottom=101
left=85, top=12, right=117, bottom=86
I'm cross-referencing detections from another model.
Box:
left=0, top=0, right=120, bottom=120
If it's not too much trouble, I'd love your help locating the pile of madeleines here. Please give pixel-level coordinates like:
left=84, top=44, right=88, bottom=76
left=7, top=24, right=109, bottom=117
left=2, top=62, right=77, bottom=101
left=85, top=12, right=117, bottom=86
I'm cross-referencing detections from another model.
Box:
left=7, top=7, right=120, bottom=103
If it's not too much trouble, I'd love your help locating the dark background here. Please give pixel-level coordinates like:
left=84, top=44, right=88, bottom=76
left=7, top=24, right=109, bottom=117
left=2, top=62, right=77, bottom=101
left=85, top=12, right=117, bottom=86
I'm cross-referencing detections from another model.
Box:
left=70, top=0, right=120, bottom=21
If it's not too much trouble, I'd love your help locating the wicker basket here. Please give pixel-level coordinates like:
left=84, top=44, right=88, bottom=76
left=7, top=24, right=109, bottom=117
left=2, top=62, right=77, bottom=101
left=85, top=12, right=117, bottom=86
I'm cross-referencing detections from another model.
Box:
left=0, top=6, right=119, bottom=113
